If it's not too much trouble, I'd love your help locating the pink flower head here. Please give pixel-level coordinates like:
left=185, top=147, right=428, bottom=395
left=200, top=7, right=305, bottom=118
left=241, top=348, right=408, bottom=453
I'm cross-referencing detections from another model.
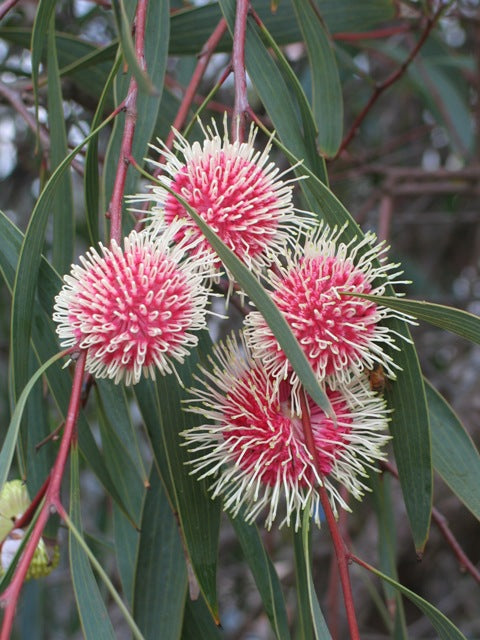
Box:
left=133, top=119, right=310, bottom=277
left=183, top=335, right=390, bottom=529
left=244, top=222, right=413, bottom=408
left=53, top=225, right=213, bottom=385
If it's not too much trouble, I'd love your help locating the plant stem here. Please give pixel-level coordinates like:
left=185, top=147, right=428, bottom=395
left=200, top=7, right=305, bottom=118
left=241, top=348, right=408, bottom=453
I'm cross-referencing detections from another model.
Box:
left=232, top=0, right=250, bottom=141
left=0, top=351, right=87, bottom=640
left=299, top=389, right=360, bottom=640
left=108, top=0, right=148, bottom=243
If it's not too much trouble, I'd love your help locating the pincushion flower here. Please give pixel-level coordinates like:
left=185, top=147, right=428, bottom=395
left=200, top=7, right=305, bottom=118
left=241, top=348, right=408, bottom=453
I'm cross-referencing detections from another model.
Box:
left=53, top=225, right=213, bottom=385
left=132, top=119, right=310, bottom=277
left=244, top=222, right=413, bottom=407
left=183, top=335, right=390, bottom=530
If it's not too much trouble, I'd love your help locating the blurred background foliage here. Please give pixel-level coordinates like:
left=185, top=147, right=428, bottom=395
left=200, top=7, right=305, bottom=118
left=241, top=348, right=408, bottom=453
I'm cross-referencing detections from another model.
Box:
left=0, top=0, right=480, bottom=638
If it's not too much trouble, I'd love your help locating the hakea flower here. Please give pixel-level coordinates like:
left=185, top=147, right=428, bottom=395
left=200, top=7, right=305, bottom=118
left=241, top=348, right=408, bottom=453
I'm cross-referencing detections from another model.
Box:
left=53, top=224, right=213, bottom=385
left=131, top=118, right=310, bottom=277
left=244, top=222, right=413, bottom=409
left=183, top=335, right=390, bottom=530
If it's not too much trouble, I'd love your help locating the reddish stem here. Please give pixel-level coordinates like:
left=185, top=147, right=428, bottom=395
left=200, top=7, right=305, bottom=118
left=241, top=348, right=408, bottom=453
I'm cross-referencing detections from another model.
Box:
left=108, top=0, right=148, bottom=243
left=336, top=6, right=444, bottom=157
left=299, top=390, right=360, bottom=640
left=0, top=351, right=87, bottom=640
left=232, top=0, right=250, bottom=142
left=0, top=0, right=20, bottom=20
left=333, top=25, right=411, bottom=42
left=13, top=474, right=51, bottom=531
left=163, top=19, right=228, bottom=155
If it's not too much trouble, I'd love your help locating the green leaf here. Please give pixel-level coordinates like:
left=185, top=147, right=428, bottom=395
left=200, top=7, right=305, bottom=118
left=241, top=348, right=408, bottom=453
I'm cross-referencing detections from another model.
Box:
left=10, top=108, right=118, bottom=402
left=96, top=380, right=148, bottom=487
left=355, top=295, right=480, bottom=346
left=229, top=515, right=290, bottom=640
left=168, top=0, right=395, bottom=56
left=152, top=338, right=221, bottom=620
left=84, top=52, right=122, bottom=246
left=181, top=597, right=223, bottom=639
left=113, top=504, right=141, bottom=608
left=95, top=385, right=145, bottom=526
left=69, top=447, right=117, bottom=640
left=368, top=473, right=408, bottom=636
left=155, top=176, right=334, bottom=418
left=24, top=353, right=55, bottom=496
left=111, top=0, right=157, bottom=95
left=0, top=350, right=66, bottom=489
left=134, top=338, right=220, bottom=622
left=30, top=0, right=57, bottom=124
left=427, top=381, right=480, bottom=521
left=47, top=13, right=74, bottom=274
left=291, top=0, right=343, bottom=156
left=300, top=507, right=331, bottom=640
left=133, top=465, right=188, bottom=639
left=356, top=559, right=467, bottom=640
left=293, top=528, right=314, bottom=640
left=67, top=449, right=145, bottom=640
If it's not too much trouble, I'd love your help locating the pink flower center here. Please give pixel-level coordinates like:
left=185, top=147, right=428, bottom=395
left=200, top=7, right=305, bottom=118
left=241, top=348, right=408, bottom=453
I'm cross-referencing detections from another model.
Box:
left=272, top=255, right=378, bottom=376
left=164, top=150, right=281, bottom=262
left=69, top=246, right=193, bottom=372
left=222, top=372, right=350, bottom=486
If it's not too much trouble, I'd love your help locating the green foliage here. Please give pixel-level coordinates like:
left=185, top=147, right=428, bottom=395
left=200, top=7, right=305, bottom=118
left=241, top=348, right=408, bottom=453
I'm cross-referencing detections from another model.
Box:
left=0, top=1, right=478, bottom=638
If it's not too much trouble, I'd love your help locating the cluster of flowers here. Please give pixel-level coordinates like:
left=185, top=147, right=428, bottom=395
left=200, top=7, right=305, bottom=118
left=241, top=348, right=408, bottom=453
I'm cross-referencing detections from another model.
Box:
left=54, top=120, right=411, bottom=529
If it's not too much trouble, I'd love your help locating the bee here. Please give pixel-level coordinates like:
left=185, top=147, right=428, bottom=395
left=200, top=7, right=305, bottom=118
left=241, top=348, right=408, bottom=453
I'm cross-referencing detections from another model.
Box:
left=367, top=364, right=387, bottom=394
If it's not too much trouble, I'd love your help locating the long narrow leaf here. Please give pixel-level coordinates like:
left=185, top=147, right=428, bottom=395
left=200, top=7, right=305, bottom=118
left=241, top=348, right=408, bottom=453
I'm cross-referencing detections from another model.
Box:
left=47, top=12, right=74, bottom=274
left=69, top=447, right=117, bottom=640
left=356, top=559, right=467, bottom=639
left=30, top=0, right=57, bottom=122
left=354, top=295, right=480, bottom=345
left=151, top=335, right=221, bottom=620
left=133, top=465, right=188, bottom=640
left=291, top=0, right=343, bottom=156
left=427, top=381, right=480, bottom=521
left=0, top=350, right=66, bottom=488
left=111, top=0, right=156, bottom=95
left=229, top=515, right=290, bottom=640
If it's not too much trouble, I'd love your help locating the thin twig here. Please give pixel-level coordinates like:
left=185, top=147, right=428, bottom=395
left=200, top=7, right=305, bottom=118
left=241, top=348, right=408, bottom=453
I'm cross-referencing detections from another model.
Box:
left=232, top=0, right=250, bottom=142
left=333, top=25, right=411, bottom=42
left=337, top=6, right=445, bottom=157
left=0, top=0, right=20, bottom=20
left=299, top=390, right=360, bottom=640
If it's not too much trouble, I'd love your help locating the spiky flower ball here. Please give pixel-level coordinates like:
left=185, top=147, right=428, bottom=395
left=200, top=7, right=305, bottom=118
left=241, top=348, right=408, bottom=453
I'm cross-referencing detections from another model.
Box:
left=53, top=225, right=213, bottom=385
left=134, top=119, right=309, bottom=276
left=0, top=481, right=59, bottom=580
left=183, top=335, right=390, bottom=529
left=244, top=223, right=413, bottom=409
